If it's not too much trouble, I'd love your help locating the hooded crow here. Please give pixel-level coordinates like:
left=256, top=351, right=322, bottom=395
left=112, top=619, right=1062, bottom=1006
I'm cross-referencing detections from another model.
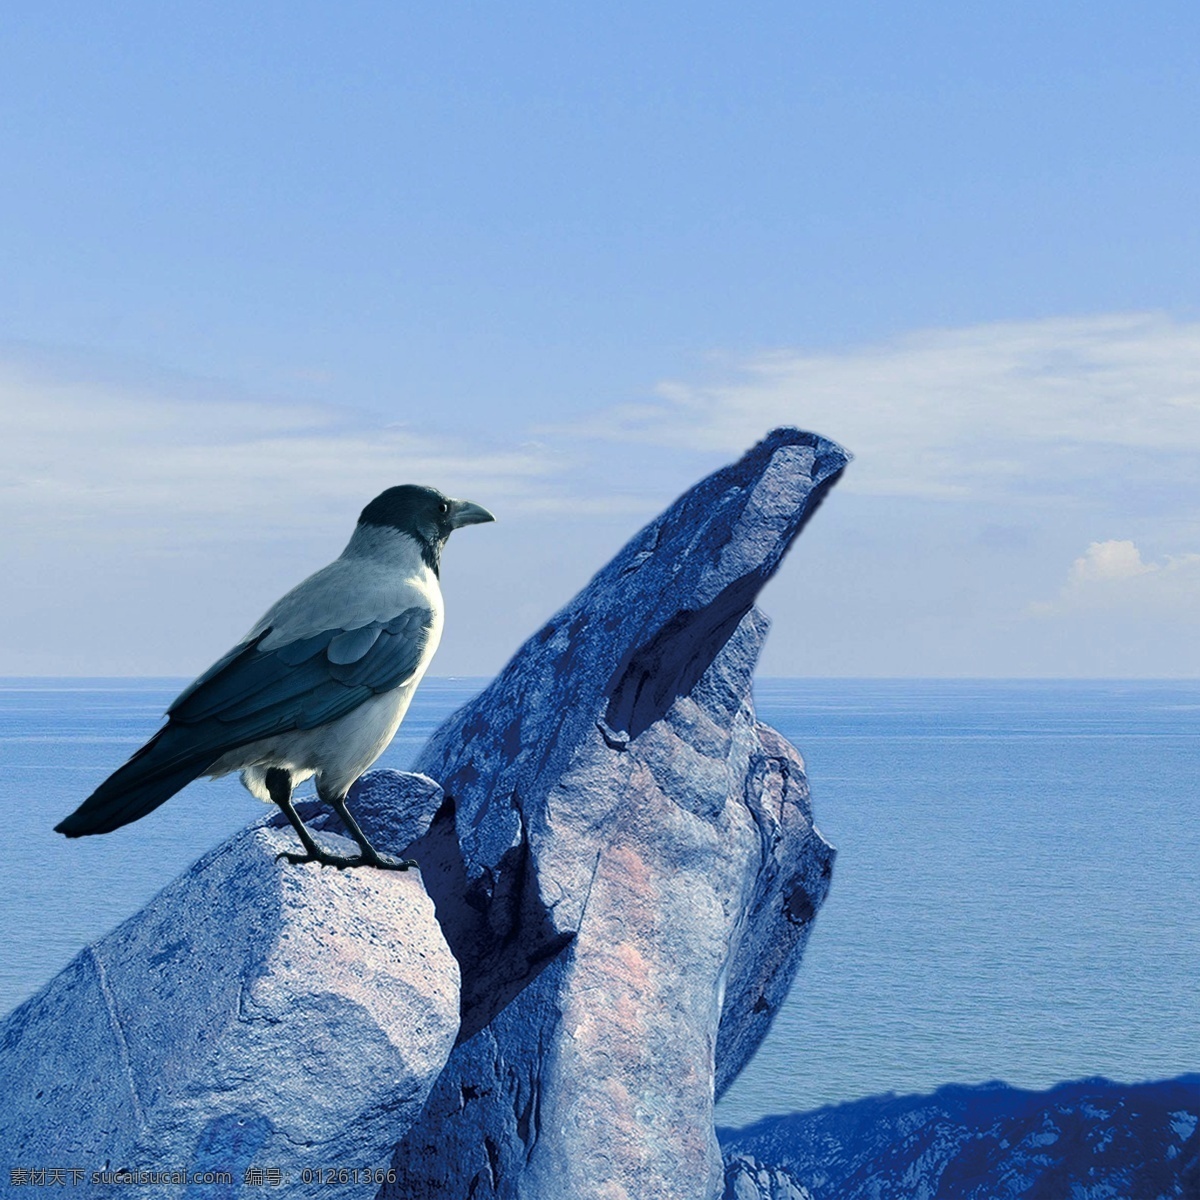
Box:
left=54, top=485, right=494, bottom=870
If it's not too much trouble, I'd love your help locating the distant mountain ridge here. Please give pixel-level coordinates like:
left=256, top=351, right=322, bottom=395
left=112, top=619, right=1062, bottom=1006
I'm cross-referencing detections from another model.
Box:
left=719, top=1074, right=1200, bottom=1199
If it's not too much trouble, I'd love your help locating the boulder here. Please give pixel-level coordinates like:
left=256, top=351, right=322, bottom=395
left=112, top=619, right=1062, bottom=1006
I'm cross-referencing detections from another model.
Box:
left=723, top=1156, right=813, bottom=1200
left=0, top=775, right=458, bottom=1199
left=385, top=427, right=846, bottom=1199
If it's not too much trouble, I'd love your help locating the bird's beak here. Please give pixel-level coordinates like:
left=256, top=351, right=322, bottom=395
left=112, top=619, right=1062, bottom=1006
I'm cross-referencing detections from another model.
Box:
left=448, top=498, right=496, bottom=529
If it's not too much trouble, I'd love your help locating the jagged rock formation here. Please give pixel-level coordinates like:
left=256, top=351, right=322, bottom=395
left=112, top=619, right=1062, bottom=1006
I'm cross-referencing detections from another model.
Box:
left=385, top=428, right=846, bottom=1199
left=724, top=1156, right=813, bottom=1200
left=0, top=428, right=846, bottom=1200
left=0, top=774, right=458, bottom=1198
left=718, top=1075, right=1200, bottom=1200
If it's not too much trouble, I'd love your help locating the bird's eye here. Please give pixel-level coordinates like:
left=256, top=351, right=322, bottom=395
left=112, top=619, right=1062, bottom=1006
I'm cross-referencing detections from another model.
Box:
left=439, top=502, right=449, bottom=514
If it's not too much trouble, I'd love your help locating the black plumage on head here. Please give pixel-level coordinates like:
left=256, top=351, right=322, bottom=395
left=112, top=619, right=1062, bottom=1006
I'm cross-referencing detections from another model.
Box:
left=359, top=485, right=454, bottom=573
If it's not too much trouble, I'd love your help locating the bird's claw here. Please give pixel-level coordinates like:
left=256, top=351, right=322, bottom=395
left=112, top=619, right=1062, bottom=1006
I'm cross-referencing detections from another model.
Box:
left=373, top=856, right=419, bottom=872
left=276, top=848, right=364, bottom=869
left=274, top=848, right=418, bottom=872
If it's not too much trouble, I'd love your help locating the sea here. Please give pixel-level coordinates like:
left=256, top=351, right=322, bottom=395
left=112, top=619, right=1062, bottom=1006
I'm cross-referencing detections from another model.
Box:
left=1, top=677, right=1197, bottom=1129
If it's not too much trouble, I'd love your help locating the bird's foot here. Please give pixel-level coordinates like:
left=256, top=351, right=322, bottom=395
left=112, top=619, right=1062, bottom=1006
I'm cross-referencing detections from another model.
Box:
left=276, top=848, right=364, bottom=870
left=275, top=848, right=417, bottom=872
left=361, top=850, right=419, bottom=872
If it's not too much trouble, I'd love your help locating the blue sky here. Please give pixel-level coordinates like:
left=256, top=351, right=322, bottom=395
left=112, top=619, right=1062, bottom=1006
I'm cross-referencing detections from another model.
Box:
left=3, top=2, right=1198, bottom=676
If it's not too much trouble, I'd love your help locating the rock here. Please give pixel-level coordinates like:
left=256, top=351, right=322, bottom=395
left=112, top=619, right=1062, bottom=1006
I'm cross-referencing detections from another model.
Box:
left=283, top=768, right=446, bottom=854
left=384, top=428, right=847, bottom=1199
left=717, top=1074, right=1200, bottom=1200
left=723, top=1155, right=813, bottom=1200
left=0, top=813, right=459, bottom=1199
left=0, top=428, right=845, bottom=1199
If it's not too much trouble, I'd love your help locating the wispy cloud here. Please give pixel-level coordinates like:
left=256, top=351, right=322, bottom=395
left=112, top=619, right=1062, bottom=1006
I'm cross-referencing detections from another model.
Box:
left=0, top=358, right=584, bottom=549
left=0, top=353, right=660, bottom=675
left=5, top=320, right=1199, bottom=676
left=559, top=312, right=1200, bottom=505
left=13, top=312, right=1197, bottom=549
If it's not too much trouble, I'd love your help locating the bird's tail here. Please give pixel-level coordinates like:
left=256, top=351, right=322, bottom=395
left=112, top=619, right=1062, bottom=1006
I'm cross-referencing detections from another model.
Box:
left=54, top=726, right=212, bottom=837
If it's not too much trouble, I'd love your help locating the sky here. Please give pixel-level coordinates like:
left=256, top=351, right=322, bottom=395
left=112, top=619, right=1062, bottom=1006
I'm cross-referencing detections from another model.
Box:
left=2, top=2, right=1198, bottom=677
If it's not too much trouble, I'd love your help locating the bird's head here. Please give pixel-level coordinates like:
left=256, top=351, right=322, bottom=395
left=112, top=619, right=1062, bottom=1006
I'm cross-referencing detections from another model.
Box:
left=358, top=484, right=495, bottom=573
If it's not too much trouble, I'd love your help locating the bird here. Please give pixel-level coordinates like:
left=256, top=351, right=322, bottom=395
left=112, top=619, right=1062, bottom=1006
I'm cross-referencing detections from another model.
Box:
left=54, top=484, right=494, bottom=870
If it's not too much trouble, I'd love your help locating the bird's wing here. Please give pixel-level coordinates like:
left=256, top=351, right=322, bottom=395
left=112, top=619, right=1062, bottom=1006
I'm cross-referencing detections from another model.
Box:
left=168, top=605, right=436, bottom=738
left=56, top=607, right=434, bottom=839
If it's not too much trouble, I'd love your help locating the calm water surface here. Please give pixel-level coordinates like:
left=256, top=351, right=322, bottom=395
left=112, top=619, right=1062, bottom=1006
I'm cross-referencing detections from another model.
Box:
left=1, top=677, right=1196, bottom=1127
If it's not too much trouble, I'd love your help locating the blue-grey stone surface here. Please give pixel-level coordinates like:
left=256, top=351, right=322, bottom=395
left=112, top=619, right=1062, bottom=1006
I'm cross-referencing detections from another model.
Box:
left=724, top=1157, right=812, bottom=1200
left=288, top=767, right=446, bottom=853
left=0, top=774, right=458, bottom=1200
left=718, top=1075, right=1200, bottom=1200
left=384, top=427, right=847, bottom=1200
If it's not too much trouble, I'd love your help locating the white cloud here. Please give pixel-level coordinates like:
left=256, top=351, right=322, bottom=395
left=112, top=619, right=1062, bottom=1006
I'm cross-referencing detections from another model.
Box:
left=1068, top=540, right=1157, bottom=584
left=1032, top=539, right=1200, bottom=617
left=557, top=312, right=1200, bottom=505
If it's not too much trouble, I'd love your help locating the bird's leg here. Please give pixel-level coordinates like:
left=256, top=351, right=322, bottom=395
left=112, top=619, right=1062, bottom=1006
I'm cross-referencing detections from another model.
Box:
left=328, top=792, right=418, bottom=871
left=266, top=768, right=365, bottom=869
